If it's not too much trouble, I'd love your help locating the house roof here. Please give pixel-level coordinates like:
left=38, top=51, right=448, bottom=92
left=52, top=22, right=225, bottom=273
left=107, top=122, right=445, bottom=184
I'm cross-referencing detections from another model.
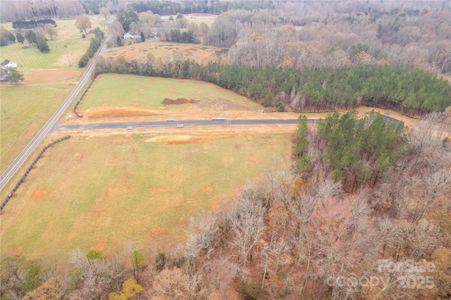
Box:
left=0, top=59, right=17, bottom=69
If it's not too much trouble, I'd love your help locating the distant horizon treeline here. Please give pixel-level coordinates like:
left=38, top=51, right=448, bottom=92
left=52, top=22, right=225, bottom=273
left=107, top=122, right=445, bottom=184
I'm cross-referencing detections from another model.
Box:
left=0, top=0, right=273, bottom=21
left=95, top=59, right=451, bottom=114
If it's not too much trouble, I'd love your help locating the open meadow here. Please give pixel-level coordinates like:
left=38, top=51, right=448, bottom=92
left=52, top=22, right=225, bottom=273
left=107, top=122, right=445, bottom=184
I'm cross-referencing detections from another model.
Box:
left=0, top=132, right=291, bottom=265
left=77, top=74, right=261, bottom=118
left=0, top=84, right=73, bottom=171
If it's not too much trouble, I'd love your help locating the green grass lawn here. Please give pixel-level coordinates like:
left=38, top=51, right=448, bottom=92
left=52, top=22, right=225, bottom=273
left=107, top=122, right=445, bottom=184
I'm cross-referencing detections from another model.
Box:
left=0, top=19, right=91, bottom=70
left=0, top=84, right=72, bottom=171
left=0, top=133, right=291, bottom=265
left=80, top=74, right=261, bottom=112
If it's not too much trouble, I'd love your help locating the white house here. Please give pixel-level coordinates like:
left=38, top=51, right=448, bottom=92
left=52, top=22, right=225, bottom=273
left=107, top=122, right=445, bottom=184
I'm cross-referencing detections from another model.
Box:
left=123, top=32, right=139, bottom=40
left=1, top=59, right=17, bottom=69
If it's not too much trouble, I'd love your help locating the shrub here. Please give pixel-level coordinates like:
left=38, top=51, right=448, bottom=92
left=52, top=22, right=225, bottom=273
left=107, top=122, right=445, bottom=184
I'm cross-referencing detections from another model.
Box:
left=155, top=252, right=166, bottom=271
left=86, top=250, right=103, bottom=260
left=78, top=54, right=89, bottom=67
left=0, top=28, right=15, bottom=46
left=16, top=31, right=24, bottom=43
left=35, top=34, right=49, bottom=53
left=5, top=68, right=24, bottom=84
left=25, top=30, right=36, bottom=43
left=239, top=281, right=262, bottom=299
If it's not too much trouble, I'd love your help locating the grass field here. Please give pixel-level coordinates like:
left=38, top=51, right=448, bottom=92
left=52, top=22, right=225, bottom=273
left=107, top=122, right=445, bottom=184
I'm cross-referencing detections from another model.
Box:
left=0, top=18, right=95, bottom=172
left=103, top=41, right=226, bottom=66
left=0, top=133, right=291, bottom=265
left=0, top=19, right=92, bottom=71
left=79, top=74, right=261, bottom=117
left=0, top=84, right=73, bottom=171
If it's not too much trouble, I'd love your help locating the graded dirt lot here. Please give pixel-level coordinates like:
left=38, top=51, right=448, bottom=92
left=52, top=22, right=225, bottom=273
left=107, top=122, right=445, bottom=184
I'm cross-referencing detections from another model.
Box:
left=102, top=42, right=226, bottom=66
left=76, top=74, right=261, bottom=119
left=0, top=133, right=291, bottom=265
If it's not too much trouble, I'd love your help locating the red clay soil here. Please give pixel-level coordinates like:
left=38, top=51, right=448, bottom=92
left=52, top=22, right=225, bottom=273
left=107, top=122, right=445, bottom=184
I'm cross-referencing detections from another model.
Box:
left=31, top=189, right=47, bottom=202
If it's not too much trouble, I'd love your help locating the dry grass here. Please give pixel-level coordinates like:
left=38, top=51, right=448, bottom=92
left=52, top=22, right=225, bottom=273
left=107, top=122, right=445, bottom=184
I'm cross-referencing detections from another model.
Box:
left=161, top=13, right=217, bottom=26
left=102, top=42, right=226, bottom=66
left=0, top=133, right=291, bottom=265
left=78, top=74, right=261, bottom=118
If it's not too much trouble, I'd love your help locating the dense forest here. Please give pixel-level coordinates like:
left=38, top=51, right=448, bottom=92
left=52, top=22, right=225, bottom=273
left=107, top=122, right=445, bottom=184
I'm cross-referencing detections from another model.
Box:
left=96, top=59, right=451, bottom=114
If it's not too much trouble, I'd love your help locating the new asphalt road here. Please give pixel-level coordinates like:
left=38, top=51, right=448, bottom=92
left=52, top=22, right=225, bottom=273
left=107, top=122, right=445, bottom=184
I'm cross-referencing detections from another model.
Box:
left=0, top=39, right=109, bottom=192
left=53, top=114, right=399, bottom=131
left=54, top=118, right=310, bottom=131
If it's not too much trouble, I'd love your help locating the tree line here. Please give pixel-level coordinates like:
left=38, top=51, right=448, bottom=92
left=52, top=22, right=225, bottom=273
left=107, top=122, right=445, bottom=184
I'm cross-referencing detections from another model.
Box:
left=12, top=19, right=56, bottom=29
left=95, top=59, right=451, bottom=114
left=0, top=23, right=55, bottom=52
left=78, top=28, right=104, bottom=67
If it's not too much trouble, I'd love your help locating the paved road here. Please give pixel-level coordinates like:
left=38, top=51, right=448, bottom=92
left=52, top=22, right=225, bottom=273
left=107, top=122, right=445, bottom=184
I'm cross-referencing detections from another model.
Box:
left=0, top=39, right=109, bottom=192
left=54, top=114, right=400, bottom=131
left=55, top=118, right=311, bottom=131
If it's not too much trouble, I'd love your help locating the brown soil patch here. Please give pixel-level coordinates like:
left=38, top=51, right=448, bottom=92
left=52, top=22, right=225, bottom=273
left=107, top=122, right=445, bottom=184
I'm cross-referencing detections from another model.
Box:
left=210, top=202, right=223, bottom=213
left=146, top=134, right=231, bottom=144
left=201, top=184, right=215, bottom=193
left=150, top=187, right=166, bottom=195
left=31, top=189, right=47, bottom=202
left=84, top=107, right=161, bottom=118
left=103, top=183, right=131, bottom=198
left=162, top=98, right=199, bottom=105
left=92, top=240, right=107, bottom=251
left=14, top=245, right=23, bottom=255
left=22, top=69, right=81, bottom=85
left=56, top=52, right=82, bottom=67
left=74, top=153, right=83, bottom=161
left=149, top=228, right=170, bottom=239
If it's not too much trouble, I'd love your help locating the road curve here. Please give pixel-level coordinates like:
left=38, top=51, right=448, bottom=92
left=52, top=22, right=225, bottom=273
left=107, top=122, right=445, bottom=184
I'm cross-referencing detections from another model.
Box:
left=0, top=39, right=108, bottom=192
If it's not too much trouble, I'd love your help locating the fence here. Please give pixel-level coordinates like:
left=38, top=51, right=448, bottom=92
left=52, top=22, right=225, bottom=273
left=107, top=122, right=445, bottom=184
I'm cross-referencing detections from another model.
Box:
left=0, top=135, right=71, bottom=211
left=72, top=76, right=96, bottom=118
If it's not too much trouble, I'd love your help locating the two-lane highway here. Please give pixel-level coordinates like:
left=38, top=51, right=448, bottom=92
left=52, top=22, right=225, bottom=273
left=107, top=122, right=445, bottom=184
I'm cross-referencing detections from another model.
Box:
left=0, top=39, right=109, bottom=192
left=54, top=118, right=308, bottom=131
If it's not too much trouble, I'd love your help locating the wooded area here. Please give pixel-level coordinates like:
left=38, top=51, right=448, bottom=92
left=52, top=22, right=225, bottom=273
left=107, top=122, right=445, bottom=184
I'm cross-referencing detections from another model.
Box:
left=96, top=59, right=451, bottom=114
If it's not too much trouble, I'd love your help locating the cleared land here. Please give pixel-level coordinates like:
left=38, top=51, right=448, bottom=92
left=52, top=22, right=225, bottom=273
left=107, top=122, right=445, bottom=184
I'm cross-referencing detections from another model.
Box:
left=77, top=74, right=261, bottom=118
left=102, top=42, right=226, bottom=66
left=0, top=133, right=291, bottom=265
